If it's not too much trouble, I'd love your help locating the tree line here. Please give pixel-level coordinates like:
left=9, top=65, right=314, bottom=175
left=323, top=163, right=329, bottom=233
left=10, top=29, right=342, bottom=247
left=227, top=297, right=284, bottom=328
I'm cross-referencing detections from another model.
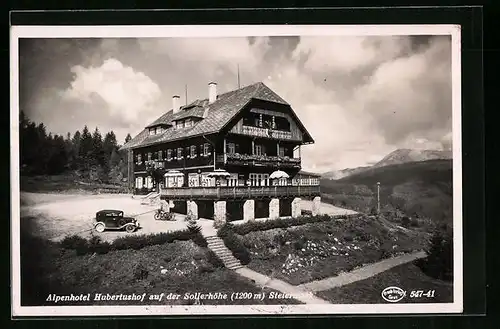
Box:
left=19, top=111, right=133, bottom=185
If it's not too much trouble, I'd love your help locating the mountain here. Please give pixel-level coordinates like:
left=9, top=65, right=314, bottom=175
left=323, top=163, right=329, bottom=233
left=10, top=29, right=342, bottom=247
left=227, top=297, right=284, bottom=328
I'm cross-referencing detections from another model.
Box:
left=373, top=148, right=452, bottom=168
left=322, top=166, right=371, bottom=180
left=320, top=159, right=453, bottom=224
left=322, top=148, right=452, bottom=180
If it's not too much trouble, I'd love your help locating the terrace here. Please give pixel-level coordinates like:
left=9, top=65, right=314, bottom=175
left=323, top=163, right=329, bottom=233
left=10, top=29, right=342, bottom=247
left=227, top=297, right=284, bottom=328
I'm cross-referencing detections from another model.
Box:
left=160, top=184, right=320, bottom=201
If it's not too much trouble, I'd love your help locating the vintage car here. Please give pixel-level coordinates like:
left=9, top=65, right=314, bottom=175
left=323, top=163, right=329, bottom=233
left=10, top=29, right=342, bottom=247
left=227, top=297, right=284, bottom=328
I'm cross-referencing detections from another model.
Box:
left=93, top=209, right=140, bottom=233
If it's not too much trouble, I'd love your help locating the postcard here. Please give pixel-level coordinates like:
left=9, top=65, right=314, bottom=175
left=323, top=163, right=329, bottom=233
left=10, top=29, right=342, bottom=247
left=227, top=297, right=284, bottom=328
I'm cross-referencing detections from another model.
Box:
left=11, top=23, right=462, bottom=317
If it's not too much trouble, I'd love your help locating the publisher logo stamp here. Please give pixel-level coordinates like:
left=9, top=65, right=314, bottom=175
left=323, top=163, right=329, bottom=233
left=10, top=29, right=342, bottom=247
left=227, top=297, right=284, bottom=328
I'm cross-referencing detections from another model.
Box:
left=381, top=286, right=406, bottom=303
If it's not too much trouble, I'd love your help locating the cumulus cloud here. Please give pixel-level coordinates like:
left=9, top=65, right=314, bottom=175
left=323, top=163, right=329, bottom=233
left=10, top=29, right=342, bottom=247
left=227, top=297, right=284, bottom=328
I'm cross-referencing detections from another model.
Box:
left=20, top=34, right=453, bottom=172
left=63, top=58, right=162, bottom=123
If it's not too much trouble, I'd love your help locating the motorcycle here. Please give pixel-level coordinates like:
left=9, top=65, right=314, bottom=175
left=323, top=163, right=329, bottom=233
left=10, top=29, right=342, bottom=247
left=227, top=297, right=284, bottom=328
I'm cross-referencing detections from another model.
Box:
left=154, top=207, right=175, bottom=221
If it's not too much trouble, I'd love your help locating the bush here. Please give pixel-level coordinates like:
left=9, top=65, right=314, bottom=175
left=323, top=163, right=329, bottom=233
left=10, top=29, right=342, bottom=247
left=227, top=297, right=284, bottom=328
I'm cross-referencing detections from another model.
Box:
left=401, top=216, right=410, bottom=228
left=416, top=226, right=453, bottom=281
left=59, top=229, right=202, bottom=255
left=231, top=214, right=354, bottom=236
left=133, top=263, right=149, bottom=281
left=191, top=232, right=208, bottom=248
left=206, top=250, right=225, bottom=268
left=217, top=224, right=251, bottom=265
left=60, top=235, right=88, bottom=253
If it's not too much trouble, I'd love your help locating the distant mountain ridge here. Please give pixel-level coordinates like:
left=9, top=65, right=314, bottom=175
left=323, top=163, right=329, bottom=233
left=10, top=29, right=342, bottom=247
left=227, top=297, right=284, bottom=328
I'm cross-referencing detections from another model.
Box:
left=322, top=148, right=452, bottom=180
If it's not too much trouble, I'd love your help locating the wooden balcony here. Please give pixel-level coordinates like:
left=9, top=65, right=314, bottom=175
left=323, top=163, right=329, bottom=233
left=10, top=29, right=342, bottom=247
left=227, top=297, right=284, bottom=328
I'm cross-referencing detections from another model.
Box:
left=241, top=125, right=293, bottom=140
left=160, top=185, right=320, bottom=201
left=217, top=154, right=301, bottom=168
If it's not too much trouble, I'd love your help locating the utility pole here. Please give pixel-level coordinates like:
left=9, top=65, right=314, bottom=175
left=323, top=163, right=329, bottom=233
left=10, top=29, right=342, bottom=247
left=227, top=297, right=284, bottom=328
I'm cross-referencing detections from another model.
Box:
left=237, top=64, right=241, bottom=89
left=185, top=84, right=188, bottom=105
left=377, top=182, right=381, bottom=215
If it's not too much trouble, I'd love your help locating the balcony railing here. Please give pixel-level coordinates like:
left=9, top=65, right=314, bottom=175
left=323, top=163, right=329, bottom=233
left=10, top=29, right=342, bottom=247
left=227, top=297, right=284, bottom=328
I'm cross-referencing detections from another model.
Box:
left=241, top=125, right=293, bottom=140
left=160, top=185, right=320, bottom=200
left=217, top=153, right=301, bottom=168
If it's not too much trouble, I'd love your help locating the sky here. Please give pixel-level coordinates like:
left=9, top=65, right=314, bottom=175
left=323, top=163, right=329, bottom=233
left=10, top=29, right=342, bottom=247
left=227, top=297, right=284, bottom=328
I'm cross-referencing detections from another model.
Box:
left=18, top=34, right=453, bottom=172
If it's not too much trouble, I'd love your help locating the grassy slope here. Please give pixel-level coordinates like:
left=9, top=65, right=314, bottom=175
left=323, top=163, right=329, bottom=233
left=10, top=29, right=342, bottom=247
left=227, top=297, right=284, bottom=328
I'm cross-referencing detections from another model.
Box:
left=20, top=173, right=128, bottom=194
left=320, top=159, right=453, bottom=224
left=316, top=262, right=453, bottom=304
left=20, top=228, right=300, bottom=306
left=239, top=216, right=429, bottom=285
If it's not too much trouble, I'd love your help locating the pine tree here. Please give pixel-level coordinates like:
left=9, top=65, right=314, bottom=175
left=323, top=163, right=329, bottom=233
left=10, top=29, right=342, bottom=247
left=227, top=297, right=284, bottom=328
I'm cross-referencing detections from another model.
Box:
left=79, top=126, right=93, bottom=170
left=91, top=127, right=104, bottom=166
left=125, top=133, right=132, bottom=144
left=103, top=131, right=118, bottom=154
left=47, top=134, right=68, bottom=174
left=71, top=130, right=82, bottom=169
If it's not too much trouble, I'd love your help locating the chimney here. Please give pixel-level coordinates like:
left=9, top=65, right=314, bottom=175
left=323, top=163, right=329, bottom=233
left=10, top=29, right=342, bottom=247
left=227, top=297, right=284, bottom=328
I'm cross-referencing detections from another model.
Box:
left=208, top=82, right=217, bottom=104
left=172, top=95, right=180, bottom=114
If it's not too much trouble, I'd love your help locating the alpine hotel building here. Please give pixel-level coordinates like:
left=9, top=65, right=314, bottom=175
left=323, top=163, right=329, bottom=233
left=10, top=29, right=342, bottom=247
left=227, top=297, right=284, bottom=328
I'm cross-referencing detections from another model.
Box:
left=121, top=82, right=321, bottom=226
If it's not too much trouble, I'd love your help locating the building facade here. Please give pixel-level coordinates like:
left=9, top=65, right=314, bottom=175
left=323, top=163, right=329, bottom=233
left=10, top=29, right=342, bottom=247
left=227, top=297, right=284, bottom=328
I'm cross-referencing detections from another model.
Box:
left=121, top=82, right=321, bottom=225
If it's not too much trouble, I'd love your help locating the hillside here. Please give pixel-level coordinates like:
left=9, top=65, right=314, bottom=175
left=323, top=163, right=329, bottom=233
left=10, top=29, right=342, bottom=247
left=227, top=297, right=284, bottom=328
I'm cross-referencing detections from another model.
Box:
left=322, top=148, right=452, bottom=180
left=373, top=149, right=452, bottom=168
left=322, top=166, right=371, bottom=180
left=320, top=159, right=453, bottom=225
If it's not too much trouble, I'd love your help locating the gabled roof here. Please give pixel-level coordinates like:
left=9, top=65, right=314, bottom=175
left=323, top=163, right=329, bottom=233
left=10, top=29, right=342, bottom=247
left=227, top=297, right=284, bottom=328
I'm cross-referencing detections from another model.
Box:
left=121, top=82, right=312, bottom=150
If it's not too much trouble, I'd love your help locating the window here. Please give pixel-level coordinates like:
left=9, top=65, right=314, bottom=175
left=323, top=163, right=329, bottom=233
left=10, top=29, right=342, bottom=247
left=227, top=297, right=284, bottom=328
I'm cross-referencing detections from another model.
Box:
left=176, top=121, right=184, bottom=129
left=188, top=173, right=200, bottom=187
left=203, top=143, right=210, bottom=156
left=227, top=142, right=235, bottom=154
left=166, top=149, right=172, bottom=161
left=135, top=177, right=143, bottom=189
left=190, top=145, right=196, bottom=158
left=158, top=150, right=163, bottom=160
left=254, top=144, right=265, bottom=156
left=278, top=146, right=286, bottom=157
left=177, top=147, right=183, bottom=159
left=185, top=119, right=193, bottom=128
left=145, top=176, right=153, bottom=189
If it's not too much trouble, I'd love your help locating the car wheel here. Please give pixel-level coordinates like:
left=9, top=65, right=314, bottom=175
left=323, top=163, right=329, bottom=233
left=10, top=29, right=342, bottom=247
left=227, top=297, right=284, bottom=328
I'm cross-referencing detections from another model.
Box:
left=95, top=222, right=105, bottom=233
left=125, top=225, right=136, bottom=233
left=154, top=212, right=160, bottom=220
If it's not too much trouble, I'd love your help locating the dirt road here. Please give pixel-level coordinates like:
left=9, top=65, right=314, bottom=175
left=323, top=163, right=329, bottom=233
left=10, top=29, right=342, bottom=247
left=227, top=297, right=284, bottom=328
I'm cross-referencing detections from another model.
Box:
left=20, top=192, right=188, bottom=242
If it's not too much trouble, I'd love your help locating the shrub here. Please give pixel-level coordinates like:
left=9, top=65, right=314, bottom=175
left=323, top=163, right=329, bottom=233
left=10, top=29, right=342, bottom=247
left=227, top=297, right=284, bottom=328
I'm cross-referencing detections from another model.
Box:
left=293, top=239, right=305, bottom=251
left=133, top=263, right=149, bottom=281
left=206, top=250, right=225, bottom=268
left=416, top=226, right=453, bottom=281
left=401, top=216, right=410, bottom=228
left=187, top=220, right=201, bottom=234
left=59, top=229, right=201, bottom=255
left=191, top=232, right=208, bottom=248
left=87, top=236, right=111, bottom=254
left=217, top=224, right=251, bottom=265
left=232, top=214, right=354, bottom=236
left=60, top=235, right=88, bottom=253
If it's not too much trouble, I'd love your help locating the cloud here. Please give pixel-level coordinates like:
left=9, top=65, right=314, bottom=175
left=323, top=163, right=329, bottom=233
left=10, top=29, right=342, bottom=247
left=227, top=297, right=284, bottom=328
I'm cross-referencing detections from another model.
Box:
left=63, top=58, right=162, bottom=123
